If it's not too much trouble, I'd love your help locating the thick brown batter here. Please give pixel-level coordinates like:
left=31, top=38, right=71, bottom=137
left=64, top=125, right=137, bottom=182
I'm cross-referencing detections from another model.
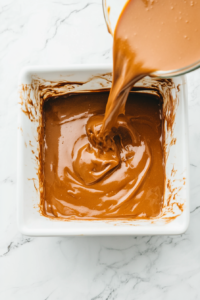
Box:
left=42, top=92, right=164, bottom=219
left=41, top=0, right=200, bottom=220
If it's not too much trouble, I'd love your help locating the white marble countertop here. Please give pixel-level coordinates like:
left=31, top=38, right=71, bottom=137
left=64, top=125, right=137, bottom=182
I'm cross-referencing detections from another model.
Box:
left=1, top=0, right=200, bottom=299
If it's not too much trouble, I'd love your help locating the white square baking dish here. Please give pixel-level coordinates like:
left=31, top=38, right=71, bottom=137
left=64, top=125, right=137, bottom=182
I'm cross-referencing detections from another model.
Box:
left=17, top=65, right=189, bottom=236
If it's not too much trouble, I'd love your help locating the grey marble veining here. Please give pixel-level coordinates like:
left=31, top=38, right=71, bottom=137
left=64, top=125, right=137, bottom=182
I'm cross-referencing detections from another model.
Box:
left=0, top=1, right=200, bottom=299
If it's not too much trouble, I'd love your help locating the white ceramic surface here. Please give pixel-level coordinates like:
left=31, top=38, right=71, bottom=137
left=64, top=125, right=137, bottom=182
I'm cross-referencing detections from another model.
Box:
left=1, top=1, right=200, bottom=299
left=17, top=65, right=189, bottom=236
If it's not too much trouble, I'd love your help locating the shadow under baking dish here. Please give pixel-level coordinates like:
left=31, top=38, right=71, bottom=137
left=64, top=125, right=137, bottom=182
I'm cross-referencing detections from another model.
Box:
left=17, top=65, right=189, bottom=236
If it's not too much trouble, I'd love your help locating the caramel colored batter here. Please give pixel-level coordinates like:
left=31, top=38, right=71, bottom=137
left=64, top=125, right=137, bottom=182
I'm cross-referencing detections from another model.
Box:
left=42, top=92, right=164, bottom=219
left=41, top=0, right=200, bottom=220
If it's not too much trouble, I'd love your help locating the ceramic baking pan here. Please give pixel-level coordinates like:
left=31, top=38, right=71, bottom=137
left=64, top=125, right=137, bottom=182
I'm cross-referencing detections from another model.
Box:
left=17, top=66, right=189, bottom=235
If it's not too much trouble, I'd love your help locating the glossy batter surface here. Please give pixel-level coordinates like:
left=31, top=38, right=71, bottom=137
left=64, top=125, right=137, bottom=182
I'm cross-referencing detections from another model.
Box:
left=42, top=92, right=164, bottom=219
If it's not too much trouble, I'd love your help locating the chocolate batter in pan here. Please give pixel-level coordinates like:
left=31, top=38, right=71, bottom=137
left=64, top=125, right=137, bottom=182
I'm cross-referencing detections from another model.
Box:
left=42, top=92, right=164, bottom=219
